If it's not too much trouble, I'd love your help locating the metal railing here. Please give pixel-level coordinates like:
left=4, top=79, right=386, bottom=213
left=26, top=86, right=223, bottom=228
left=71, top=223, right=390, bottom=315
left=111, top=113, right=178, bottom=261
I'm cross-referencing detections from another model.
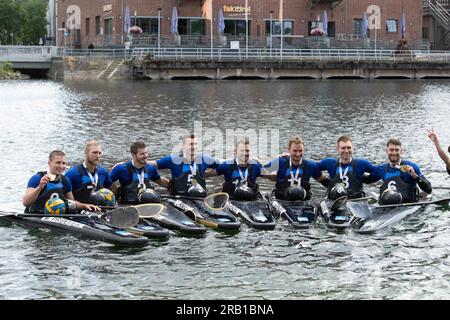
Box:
left=130, top=47, right=450, bottom=63
left=424, top=0, right=450, bottom=30
left=0, top=46, right=59, bottom=62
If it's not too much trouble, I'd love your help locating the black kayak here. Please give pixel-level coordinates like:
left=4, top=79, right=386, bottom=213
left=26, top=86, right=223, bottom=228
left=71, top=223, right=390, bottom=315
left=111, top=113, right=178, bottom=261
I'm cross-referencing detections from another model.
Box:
left=318, top=197, right=360, bottom=230
left=0, top=211, right=149, bottom=247
left=348, top=200, right=432, bottom=234
left=126, top=218, right=170, bottom=239
left=134, top=202, right=207, bottom=236
left=163, top=194, right=241, bottom=231
left=265, top=195, right=317, bottom=229
left=225, top=200, right=276, bottom=230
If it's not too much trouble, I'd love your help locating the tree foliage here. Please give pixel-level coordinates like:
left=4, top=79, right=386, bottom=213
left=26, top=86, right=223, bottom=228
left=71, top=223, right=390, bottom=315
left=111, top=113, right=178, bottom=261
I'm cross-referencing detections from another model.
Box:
left=0, top=0, right=48, bottom=45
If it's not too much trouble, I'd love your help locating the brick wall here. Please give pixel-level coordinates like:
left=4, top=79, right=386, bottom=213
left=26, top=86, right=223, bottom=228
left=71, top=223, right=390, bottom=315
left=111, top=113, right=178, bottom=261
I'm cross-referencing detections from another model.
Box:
left=57, top=0, right=423, bottom=48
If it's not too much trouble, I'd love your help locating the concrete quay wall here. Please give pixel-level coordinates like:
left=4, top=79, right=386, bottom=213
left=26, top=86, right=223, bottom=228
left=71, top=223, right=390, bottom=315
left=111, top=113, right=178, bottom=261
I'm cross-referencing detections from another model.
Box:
left=139, top=60, right=450, bottom=80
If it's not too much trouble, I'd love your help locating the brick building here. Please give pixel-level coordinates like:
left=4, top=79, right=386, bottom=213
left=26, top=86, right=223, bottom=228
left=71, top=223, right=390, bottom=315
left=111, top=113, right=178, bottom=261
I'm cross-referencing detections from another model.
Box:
left=54, top=0, right=428, bottom=49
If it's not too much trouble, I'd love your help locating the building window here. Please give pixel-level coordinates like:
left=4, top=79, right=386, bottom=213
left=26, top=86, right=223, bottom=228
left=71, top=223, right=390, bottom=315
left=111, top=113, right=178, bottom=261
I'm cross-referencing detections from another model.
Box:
left=353, top=19, right=363, bottom=37
left=386, top=19, right=398, bottom=33
left=95, top=16, right=100, bottom=35
left=178, top=18, right=205, bottom=35
left=134, top=18, right=160, bottom=34
left=104, top=18, right=113, bottom=35
left=265, top=20, right=293, bottom=35
left=224, top=20, right=251, bottom=36
left=85, top=18, right=90, bottom=36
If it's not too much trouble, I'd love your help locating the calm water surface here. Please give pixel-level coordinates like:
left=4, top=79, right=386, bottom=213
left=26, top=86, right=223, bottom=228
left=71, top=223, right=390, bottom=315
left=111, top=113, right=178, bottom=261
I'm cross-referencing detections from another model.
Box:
left=0, top=79, right=449, bottom=299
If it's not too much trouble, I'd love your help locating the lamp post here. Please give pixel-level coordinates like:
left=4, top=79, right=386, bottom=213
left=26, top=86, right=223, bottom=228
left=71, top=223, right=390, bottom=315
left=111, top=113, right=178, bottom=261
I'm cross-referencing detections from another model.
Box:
left=245, top=0, right=248, bottom=58
left=158, top=8, right=161, bottom=53
left=280, top=0, right=283, bottom=60
left=134, top=10, right=137, bottom=26
left=269, top=10, right=273, bottom=57
left=211, top=0, right=213, bottom=59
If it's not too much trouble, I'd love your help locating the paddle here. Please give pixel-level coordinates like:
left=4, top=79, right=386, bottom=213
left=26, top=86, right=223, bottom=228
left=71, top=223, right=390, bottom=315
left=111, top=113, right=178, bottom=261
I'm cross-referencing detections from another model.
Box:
left=161, top=192, right=230, bottom=211
left=263, top=193, right=298, bottom=224
left=330, top=195, right=348, bottom=211
left=0, top=207, right=139, bottom=229
left=431, top=186, right=450, bottom=190
left=134, top=203, right=164, bottom=219
left=375, top=196, right=450, bottom=209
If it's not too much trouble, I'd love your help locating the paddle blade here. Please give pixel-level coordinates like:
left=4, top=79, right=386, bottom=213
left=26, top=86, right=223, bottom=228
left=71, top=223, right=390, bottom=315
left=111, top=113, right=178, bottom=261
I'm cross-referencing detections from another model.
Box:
left=134, top=203, right=164, bottom=218
left=204, top=192, right=229, bottom=210
left=102, top=207, right=139, bottom=228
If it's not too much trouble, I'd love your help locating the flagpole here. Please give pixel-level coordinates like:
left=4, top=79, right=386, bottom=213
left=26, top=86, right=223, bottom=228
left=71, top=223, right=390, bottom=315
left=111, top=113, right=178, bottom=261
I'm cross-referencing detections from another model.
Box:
left=245, top=0, right=248, bottom=58
left=211, top=0, right=213, bottom=59
left=280, top=0, right=283, bottom=60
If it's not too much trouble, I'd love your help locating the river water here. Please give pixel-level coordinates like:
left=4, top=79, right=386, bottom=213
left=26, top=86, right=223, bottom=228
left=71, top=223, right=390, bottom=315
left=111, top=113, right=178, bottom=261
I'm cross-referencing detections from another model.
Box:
left=0, top=79, right=449, bottom=300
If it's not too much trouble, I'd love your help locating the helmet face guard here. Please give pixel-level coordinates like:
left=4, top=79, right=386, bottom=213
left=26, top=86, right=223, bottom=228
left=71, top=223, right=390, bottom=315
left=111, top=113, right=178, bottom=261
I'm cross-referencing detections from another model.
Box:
left=187, top=183, right=207, bottom=198
left=234, top=182, right=257, bottom=201
left=285, top=185, right=307, bottom=201
left=379, top=190, right=403, bottom=205
left=328, top=183, right=348, bottom=200
left=138, top=189, right=161, bottom=204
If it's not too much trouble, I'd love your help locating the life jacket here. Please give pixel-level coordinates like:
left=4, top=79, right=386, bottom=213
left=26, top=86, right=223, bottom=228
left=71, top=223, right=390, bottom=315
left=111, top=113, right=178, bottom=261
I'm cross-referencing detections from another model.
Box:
left=119, top=162, right=152, bottom=204
left=169, top=161, right=207, bottom=196
left=72, top=163, right=101, bottom=204
left=379, top=162, right=419, bottom=203
left=328, top=158, right=364, bottom=199
left=26, top=172, right=68, bottom=213
left=221, top=162, right=259, bottom=200
left=275, top=156, right=311, bottom=200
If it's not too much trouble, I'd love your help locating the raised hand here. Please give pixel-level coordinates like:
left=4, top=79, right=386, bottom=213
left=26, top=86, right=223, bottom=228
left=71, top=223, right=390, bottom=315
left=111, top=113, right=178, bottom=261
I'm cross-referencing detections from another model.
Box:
left=427, top=128, right=439, bottom=145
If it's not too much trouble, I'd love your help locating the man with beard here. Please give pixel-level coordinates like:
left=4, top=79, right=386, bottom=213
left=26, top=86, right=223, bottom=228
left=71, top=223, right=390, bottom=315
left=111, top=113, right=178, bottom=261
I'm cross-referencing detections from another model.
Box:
left=427, top=128, right=450, bottom=176
left=151, top=133, right=219, bottom=198
left=317, top=135, right=376, bottom=200
left=265, top=137, right=329, bottom=201
left=365, top=138, right=432, bottom=205
left=65, top=141, right=113, bottom=204
left=110, top=141, right=169, bottom=204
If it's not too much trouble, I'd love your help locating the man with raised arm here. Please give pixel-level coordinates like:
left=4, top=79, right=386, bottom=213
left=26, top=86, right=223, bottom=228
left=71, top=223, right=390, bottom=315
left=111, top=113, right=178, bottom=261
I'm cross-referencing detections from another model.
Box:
left=427, top=128, right=450, bottom=176
left=23, top=150, right=100, bottom=213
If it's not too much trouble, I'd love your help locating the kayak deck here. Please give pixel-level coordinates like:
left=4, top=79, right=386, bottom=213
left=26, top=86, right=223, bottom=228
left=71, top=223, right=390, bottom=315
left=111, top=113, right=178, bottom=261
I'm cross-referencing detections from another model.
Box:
left=0, top=213, right=149, bottom=247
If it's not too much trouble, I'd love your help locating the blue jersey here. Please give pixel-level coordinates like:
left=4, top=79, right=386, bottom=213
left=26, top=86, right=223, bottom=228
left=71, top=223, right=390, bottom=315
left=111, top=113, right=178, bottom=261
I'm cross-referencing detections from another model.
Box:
left=266, top=157, right=322, bottom=183
left=216, top=160, right=263, bottom=184
left=65, top=164, right=112, bottom=191
left=27, top=173, right=72, bottom=193
left=156, top=153, right=219, bottom=178
left=369, top=160, right=422, bottom=185
left=317, top=158, right=375, bottom=180
left=110, top=161, right=160, bottom=186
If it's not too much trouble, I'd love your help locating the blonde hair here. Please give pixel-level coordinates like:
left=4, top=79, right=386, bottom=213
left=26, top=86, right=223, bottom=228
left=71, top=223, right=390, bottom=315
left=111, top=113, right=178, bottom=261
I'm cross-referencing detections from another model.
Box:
left=84, top=140, right=101, bottom=154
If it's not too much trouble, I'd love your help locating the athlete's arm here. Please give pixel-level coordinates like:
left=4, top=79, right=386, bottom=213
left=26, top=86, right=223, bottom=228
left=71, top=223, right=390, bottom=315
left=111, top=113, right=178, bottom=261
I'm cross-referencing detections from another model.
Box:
left=22, top=175, right=49, bottom=207
left=427, top=129, right=450, bottom=171
left=65, top=191, right=101, bottom=212
left=154, top=177, right=170, bottom=188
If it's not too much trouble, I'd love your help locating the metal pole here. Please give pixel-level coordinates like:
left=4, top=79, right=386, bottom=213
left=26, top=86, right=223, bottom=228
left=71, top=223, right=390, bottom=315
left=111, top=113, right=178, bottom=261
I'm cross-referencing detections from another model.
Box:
left=121, top=0, right=124, bottom=44
left=245, top=0, right=248, bottom=58
left=158, top=8, right=161, bottom=53
left=211, top=0, right=213, bottom=59
left=270, top=11, right=273, bottom=57
left=280, top=0, right=283, bottom=60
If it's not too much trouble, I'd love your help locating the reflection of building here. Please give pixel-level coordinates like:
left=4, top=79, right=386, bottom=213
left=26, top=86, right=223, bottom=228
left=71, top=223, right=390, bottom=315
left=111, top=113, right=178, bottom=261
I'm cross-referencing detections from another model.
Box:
left=54, top=0, right=427, bottom=49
